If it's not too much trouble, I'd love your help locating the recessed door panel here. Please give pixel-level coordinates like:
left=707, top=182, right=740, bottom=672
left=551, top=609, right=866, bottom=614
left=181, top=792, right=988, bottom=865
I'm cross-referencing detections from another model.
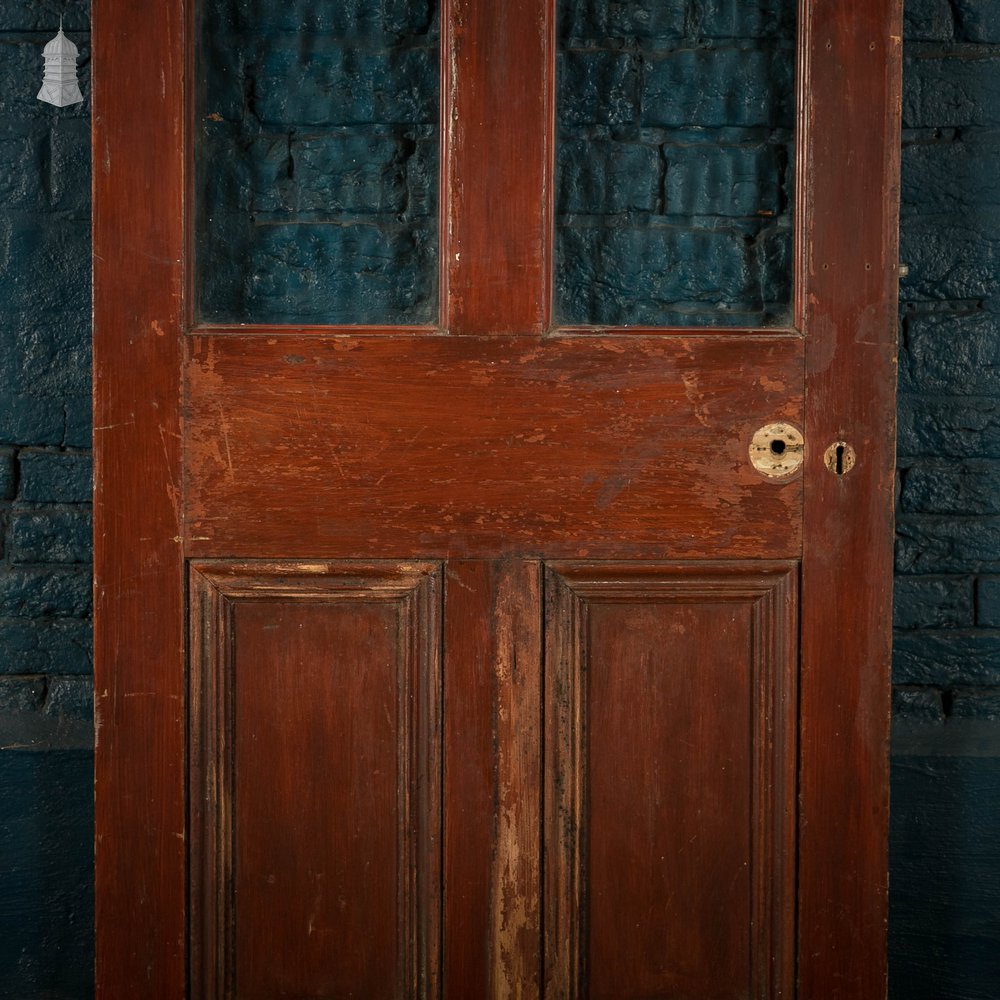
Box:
left=544, top=562, right=797, bottom=998
left=188, top=562, right=442, bottom=1000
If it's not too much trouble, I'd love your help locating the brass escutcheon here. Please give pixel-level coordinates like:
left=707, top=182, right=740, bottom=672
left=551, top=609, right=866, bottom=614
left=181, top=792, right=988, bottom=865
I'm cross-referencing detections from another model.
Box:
left=824, top=440, right=856, bottom=475
left=749, top=423, right=805, bottom=479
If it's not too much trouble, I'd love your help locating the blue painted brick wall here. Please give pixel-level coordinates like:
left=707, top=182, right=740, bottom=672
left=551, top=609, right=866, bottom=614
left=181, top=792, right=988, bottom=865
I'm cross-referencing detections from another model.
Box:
left=1, top=2, right=999, bottom=998
left=555, top=0, right=795, bottom=326
left=197, top=0, right=440, bottom=325
left=892, top=0, right=1000, bottom=996
left=0, top=3, right=94, bottom=999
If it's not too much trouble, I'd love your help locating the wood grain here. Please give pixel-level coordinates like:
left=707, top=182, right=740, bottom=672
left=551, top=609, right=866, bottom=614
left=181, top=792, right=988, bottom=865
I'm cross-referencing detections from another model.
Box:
left=189, top=561, right=443, bottom=1000
left=443, top=0, right=552, bottom=335
left=443, top=561, right=542, bottom=1000
left=92, top=0, right=186, bottom=996
left=95, top=0, right=901, bottom=994
left=184, top=334, right=804, bottom=560
left=543, top=562, right=798, bottom=999
left=797, top=0, right=902, bottom=996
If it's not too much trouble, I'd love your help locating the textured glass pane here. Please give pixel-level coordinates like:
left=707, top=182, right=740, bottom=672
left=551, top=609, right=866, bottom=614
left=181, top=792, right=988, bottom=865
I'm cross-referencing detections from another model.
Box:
left=197, top=1, right=439, bottom=324
left=555, top=0, right=796, bottom=327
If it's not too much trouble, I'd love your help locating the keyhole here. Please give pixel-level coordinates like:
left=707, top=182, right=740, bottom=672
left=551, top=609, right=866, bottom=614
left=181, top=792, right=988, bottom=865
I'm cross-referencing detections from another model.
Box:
left=770, top=439, right=786, bottom=456
left=824, top=440, right=855, bottom=476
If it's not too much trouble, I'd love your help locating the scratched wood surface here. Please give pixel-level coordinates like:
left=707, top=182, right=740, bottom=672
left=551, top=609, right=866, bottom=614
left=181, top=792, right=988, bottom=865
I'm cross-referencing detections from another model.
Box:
left=542, top=563, right=798, bottom=1000
left=94, top=0, right=901, bottom=997
left=797, top=0, right=902, bottom=996
left=443, top=0, right=552, bottom=335
left=92, top=0, right=187, bottom=997
left=442, top=561, right=542, bottom=999
left=184, top=334, right=803, bottom=560
left=188, top=562, right=442, bottom=1000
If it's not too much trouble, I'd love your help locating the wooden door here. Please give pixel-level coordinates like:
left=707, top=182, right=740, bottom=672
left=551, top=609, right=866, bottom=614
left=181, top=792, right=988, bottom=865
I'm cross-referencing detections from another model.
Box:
left=93, top=1, right=902, bottom=998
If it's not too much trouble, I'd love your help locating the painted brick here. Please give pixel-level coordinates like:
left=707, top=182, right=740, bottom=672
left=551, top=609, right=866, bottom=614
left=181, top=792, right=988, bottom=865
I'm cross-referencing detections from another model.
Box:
left=641, top=48, right=794, bottom=128
left=42, top=674, right=92, bottom=720
left=0, top=675, right=93, bottom=752
left=687, top=0, right=796, bottom=39
left=238, top=222, right=437, bottom=324
left=0, top=618, right=91, bottom=675
left=62, top=398, right=91, bottom=449
left=0, top=310, right=92, bottom=400
left=977, top=577, right=1000, bottom=626
left=248, top=131, right=436, bottom=218
left=665, top=143, right=783, bottom=217
left=0, top=393, right=66, bottom=448
left=558, top=139, right=661, bottom=214
left=0, top=128, right=47, bottom=211
left=892, top=686, right=946, bottom=721
left=901, top=130, right=1000, bottom=216
left=904, top=53, right=1000, bottom=128
left=0, top=120, right=90, bottom=215
left=900, top=460, right=1000, bottom=514
left=556, top=224, right=755, bottom=324
left=755, top=225, right=792, bottom=307
left=0, top=214, right=91, bottom=317
left=903, top=0, right=956, bottom=40
left=953, top=0, right=1000, bottom=43
left=899, top=210, right=1000, bottom=303
left=897, top=516, right=1000, bottom=574
left=898, top=394, right=1000, bottom=458
left=951, top=687, right=1000, bottom=719
left=893, top=630, right=1000, bottom=684
left=558, top=50, right=640, bottom=125
left=8, top=509, right=92, bottom=564
left=0, top=1, right=90, bottom=32
left=17, top=451, right=91, bottom=504
left=900, top=310, right=1000, bottom=395
left=893, top=576, right=974, bottom=628
left=199, top=17, right=439, bottom=326
left=208, top=0, right=434, bottom=38
left=46, top=119, right=91, bottom=213
left=252, top=43, right=438, bottom=128
left=0, top=568, right=90, bottom=618
left=558, top=0, right=795, bottom=40
left=557, top=0, right=686, bottom=39
left=0, top=676, right=45, bottom=713
left=0, top=449, right=15, bottom=501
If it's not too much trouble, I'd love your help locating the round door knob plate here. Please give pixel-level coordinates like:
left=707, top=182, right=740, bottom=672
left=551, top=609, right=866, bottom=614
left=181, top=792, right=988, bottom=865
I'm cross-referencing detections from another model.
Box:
left=749, top=423, right=804, bottom=479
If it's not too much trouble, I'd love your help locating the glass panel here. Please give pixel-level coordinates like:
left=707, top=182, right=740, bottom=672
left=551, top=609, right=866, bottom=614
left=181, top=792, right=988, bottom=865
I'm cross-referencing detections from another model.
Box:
left=555, top=0, right=796, bottom=327
left=197, top=1, right=439, bottom=325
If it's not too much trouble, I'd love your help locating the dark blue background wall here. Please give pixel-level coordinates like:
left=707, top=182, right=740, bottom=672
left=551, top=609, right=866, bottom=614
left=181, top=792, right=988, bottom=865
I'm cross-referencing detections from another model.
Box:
left=891, top=2, right=1000, bottom=997
left=0, top=2, right=93, bottom=998
left=0, top=2, right=998, bottom=997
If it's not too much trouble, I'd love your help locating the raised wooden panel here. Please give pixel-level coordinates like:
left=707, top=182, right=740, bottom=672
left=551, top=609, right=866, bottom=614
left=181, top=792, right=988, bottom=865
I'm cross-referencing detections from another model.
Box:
left=184, top=334, right=803, bottom=560
left=543, top=562, right=798, bottom=999
left=188, top=561, right=442, bottom=1000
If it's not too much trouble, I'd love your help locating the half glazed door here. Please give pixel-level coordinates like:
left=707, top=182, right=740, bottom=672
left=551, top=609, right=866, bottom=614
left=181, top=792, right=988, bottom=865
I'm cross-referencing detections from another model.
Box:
left=94, top=1, right=902, bottom=998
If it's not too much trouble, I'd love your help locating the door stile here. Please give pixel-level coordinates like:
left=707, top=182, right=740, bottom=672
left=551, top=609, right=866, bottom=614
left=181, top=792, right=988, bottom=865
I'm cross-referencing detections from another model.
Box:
left=93, top=0, right=188, bottom=997
left=443, top=0, right=553, bottom=336
left=798, top=1, right=902, bottom=997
